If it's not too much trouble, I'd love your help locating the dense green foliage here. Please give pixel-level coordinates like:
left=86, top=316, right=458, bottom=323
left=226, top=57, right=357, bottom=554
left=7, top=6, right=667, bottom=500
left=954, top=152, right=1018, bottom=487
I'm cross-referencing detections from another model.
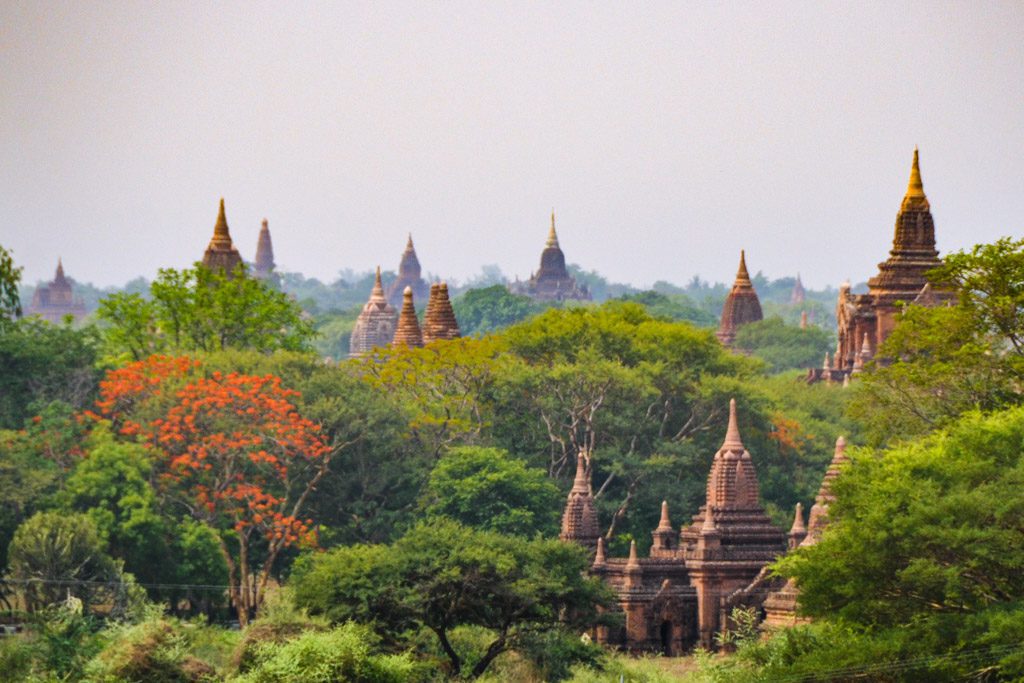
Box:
left=451, top=285, right=548, bottom=336
left=292, top=519, right=612, bottom=679
left=733, top=316, right=833, bottom=373
left=851, top=236, right=1024, bottom=445
left=0, top=318, right=100, bottom=429
left=98, top=265, right=314, bottom=359
left=0, top=244, right=22, bottom=324
left=421, top=446, right=561, bottom=537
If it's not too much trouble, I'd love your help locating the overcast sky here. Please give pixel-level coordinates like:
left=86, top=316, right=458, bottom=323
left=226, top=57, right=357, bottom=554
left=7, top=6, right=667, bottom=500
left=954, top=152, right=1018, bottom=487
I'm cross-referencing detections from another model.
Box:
left=2, top=2, right=1022, bottom=290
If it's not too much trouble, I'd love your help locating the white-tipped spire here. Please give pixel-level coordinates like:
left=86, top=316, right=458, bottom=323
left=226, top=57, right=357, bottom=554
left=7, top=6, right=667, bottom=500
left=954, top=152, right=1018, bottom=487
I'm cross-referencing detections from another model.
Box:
left=721, top=398, right=743, bottom=451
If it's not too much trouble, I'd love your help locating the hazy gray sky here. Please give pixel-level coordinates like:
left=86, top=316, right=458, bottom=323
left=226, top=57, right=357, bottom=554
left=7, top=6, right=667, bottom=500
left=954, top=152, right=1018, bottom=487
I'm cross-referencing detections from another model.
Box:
left=2, top=2, right=1022, bottom=289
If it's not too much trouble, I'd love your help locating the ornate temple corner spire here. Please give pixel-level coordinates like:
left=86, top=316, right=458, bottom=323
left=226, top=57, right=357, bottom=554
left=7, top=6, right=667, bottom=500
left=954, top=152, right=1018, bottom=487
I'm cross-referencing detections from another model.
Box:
left=651, top=500, right=677, bottom=557
left=202, top=198, right=243, bottom=274
left=391, top=286, right=424, bottom=348
left=559, top=450, right=600, bottom=551
left=422, top=281, right=461, bottom=344
left=624, top=540, right=643, bottom=589
left=350, top=266, right=399, bottom=358
left=852, top=332, right=873, bottom=376
left=788, top=503, right=807, bottom=550
left=716, top=250, right=763, bottom=347
left=592, top=536, right=607, bottom=570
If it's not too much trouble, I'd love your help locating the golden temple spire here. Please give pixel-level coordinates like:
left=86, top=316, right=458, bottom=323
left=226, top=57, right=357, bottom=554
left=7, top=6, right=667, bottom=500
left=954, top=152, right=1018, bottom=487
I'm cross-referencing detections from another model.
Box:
left=901, top=147, right=929, bottom=211
left=735, top=250, right=751, bottom=285
left=214, top=198, right=229, bottom=239
left=546, top=210, right=559, bottom=248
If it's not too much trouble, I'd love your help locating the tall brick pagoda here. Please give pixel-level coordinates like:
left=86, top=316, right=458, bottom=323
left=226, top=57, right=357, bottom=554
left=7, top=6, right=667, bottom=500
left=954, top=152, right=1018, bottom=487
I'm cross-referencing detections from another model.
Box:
left=26, top=259, right=86, bottom=323
left=581, top=399, right=785, bottom=654
left=253, top=218, right=276, bottom=282
left=349, top=266, right=398, bottom=357
left=202, top=198, right=243, bottom=274
left=385, top=235, right=430, bottom=309
left=510, top=212, right=590, bottom=302
left=681, top=399, right=787, bottom=647
left=716, top=251, right=763, bottom=347
left=825, top=149, right=953, bottom=380
left=421, top=282, right=461, bottom=344
left=391, top=285, right=423, bottom=348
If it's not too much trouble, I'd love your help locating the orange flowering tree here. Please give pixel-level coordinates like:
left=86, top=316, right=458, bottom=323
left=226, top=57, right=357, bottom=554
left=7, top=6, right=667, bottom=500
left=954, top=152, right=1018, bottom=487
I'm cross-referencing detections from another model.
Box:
left=95, top=356, right=332, bottom=625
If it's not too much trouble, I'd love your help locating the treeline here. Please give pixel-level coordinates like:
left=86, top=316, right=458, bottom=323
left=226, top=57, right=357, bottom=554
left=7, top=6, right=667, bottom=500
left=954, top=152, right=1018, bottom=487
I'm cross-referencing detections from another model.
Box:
left=0, top=247, right=846, bottom=680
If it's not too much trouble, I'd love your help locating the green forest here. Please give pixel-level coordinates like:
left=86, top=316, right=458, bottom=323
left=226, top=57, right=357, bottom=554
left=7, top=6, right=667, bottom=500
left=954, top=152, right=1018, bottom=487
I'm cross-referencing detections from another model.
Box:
left=1, top=237, right=1022, bottom=681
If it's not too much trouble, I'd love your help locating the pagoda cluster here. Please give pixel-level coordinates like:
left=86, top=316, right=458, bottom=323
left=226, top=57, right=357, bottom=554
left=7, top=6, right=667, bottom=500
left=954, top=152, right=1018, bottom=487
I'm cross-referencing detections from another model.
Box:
left=560, top=399, right=849, bottom=653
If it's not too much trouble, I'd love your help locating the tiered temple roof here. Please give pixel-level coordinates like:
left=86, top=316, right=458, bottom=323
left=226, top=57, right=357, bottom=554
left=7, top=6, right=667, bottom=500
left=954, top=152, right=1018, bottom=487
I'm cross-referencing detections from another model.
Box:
left=422, top=282, right=461, bottom=343
left=680, top=399, right=786, bottom=647
left=391, top=285, right=424, bottom=348
left=716, top=251, right=763, bottom=347
left=385, top=235, right=430, bottom=308
left=349, top=266, right=398, bottom=357
left=580, top=399, right=784, bottom=653
left=509, top=213, right=591, bottom=302
left=253, top=219, right=276, bottom=281
left=26, top=259, right=86, bottom=323
left=202, top=198, right=243, bottom=274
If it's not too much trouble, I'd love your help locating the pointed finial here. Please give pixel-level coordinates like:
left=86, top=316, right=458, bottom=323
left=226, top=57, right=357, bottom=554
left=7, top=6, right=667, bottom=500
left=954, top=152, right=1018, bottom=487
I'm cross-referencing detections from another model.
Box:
left=593, top=537, right=606, bottom=566
left=789, top=502, right=806, bottom=535
left=860, top=332, right=871, bottom=357
left=571, top=451, right=590, bottom=494
left=215, top=198, right=229, bottom=237
left=721, top=399, right=744, bottom=451
left=735, top=250, right=751, bottom=285
left=369, top=265, right=386, bottom=301
left=403, top=285, right=412, bottom=298
left=56, top=258, right=65, bottom=279
left=546, top=211, right=559, bottom=248
left=261, top=218, right=268, bottom=230
left=902, top=147, right=929, bottom=210
left=406, top=233, right=414, bottom=250
left=834, top=435, right=847, bottom=459
left=626, top=539, right=640, bottom=569
left=701, top=505, right=718, bottom=533
left=656, top=500, right=672, bottom=531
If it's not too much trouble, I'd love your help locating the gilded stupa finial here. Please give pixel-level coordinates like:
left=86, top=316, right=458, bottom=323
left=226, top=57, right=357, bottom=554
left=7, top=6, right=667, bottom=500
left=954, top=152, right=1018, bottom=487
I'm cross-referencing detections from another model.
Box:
left=546, top=211, right=559, bottom=248
left=901, top=147, right=929, bottom=211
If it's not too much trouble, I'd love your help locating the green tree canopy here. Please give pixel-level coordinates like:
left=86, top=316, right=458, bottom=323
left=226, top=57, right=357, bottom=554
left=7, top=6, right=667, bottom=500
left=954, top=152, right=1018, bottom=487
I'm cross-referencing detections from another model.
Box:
left=451, top=285, right=546, bottom=336
left=0, top=244, right=22, bottom=324
left=851, top=237, right=1024, bottom=445
left=421, top=446, right=562, bottom=537
left=292, top=519, right=612, bottom=679
left=733, top=316, right=833, bottom=373
left=97, top=264, right=315, bottom=360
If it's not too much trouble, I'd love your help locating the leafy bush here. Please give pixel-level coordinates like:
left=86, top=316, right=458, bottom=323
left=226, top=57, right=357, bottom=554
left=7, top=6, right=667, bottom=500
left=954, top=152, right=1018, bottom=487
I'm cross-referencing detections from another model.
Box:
left=233, top=622, right=420, bottom=683
left=83, top=617, right=218, bottom=683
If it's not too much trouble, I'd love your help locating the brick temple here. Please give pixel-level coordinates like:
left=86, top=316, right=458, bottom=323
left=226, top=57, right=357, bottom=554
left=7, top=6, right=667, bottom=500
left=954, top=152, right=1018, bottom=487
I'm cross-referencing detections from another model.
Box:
left=814, top=149, right=953, bottom=381
left=510, top=213, right=590, bottom=302
left=202, top=199, right=243, bottom=275
left=563, top=399, right=836, bottom=652
left=716, top=251, right=763, bottom=347
left=386, top=235, right=430, bottom=309
left=26, top=259, right=86, bottom=323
